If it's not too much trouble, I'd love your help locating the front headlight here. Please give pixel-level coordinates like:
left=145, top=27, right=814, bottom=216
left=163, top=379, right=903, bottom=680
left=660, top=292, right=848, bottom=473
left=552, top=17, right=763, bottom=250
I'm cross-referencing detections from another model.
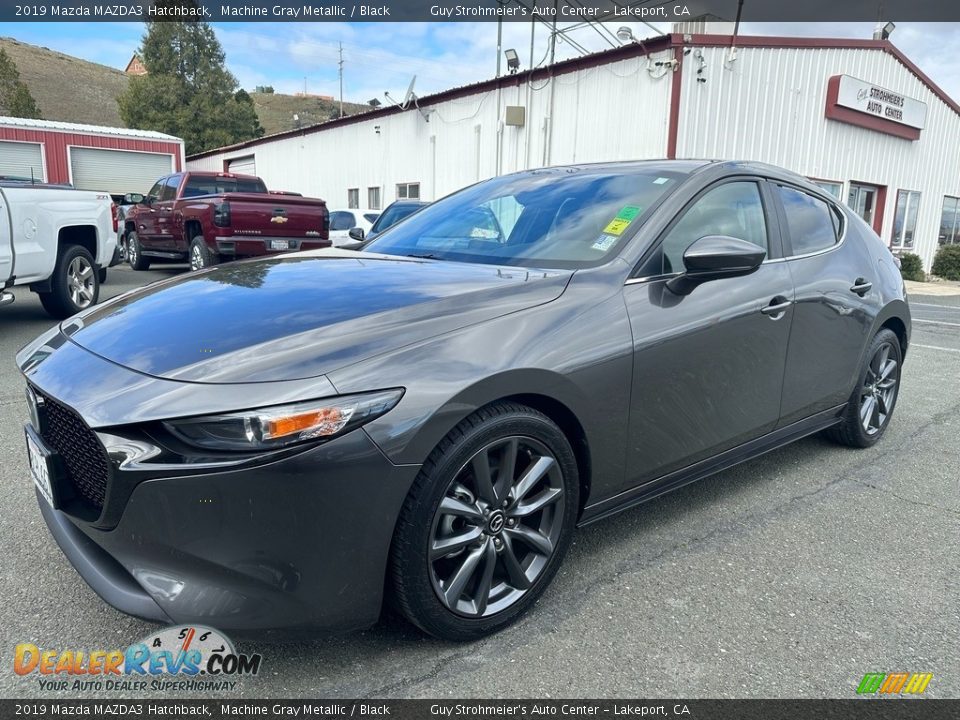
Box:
left=162, top=389, right=403, bottom=451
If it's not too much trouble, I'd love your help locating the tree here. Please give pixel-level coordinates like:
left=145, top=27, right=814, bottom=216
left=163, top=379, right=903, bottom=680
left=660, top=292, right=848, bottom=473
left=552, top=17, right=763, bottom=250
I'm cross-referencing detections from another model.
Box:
left=0, top=48, right=41, bottom=118
left=118, top=19, right=263, bottom=154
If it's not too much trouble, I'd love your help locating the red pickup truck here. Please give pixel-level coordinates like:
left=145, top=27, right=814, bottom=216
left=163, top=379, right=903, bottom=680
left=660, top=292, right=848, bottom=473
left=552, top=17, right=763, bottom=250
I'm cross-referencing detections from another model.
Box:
left=123, top=171, right=330, bottom=271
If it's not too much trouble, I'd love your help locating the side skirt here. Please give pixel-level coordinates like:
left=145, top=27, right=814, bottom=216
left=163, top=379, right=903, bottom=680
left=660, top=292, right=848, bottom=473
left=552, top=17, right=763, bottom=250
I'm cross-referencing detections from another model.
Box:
left=577, top=405, right=846, bottom=527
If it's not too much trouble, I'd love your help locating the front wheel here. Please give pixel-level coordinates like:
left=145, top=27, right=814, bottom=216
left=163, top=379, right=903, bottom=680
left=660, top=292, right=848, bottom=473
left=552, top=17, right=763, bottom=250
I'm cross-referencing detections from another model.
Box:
left=38, top=245, right=100, bottom=319
left=390, top=403, right=579, bottom=640
left=127, top=231, right=150, bottom=271
left=826, top=328, right=902, bottom=448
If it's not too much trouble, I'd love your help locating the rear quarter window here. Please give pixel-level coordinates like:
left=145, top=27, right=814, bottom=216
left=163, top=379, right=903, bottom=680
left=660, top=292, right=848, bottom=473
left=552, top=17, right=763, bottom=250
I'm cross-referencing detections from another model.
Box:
left=777, top=185, right=840, bottom=256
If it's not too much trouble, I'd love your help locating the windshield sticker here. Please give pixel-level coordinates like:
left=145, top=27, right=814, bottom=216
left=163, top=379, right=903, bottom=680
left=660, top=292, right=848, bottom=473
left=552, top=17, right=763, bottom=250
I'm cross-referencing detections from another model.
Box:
left=603, top=205, right=642, bottom=236
left=591, top=234, right=619, bottom=252
left=653, top=177, right=670, bottom=185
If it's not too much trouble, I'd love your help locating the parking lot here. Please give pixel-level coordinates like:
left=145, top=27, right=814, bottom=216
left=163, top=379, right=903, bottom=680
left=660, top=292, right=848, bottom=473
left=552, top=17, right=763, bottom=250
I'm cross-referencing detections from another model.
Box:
left=1, top=265, right=958, bottom=699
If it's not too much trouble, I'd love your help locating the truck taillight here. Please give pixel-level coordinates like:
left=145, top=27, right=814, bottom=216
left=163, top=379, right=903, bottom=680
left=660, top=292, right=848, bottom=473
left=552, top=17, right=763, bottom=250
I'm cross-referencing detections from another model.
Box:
left=322, top=210, right=330, bottom=233
left=111, top=202, right=118, bottom=233
left=214, top=201, right=231, bottom=227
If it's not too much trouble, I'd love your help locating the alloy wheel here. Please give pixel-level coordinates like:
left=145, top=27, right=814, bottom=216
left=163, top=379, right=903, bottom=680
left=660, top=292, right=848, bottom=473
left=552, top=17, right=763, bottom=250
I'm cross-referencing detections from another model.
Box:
left=860, top=341, right=899, bottom=435
left=191, top=244, right=204, bottom=271
left=428, top=436, right=565, bottom=618
left=67, top=256, right=95, bottom=309
left=128, top=240, right=138, bottom=266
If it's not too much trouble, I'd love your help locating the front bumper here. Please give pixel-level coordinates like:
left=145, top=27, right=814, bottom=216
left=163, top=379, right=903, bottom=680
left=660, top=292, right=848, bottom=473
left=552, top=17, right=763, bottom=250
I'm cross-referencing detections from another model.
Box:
left=215, top=236, right=331, bottom=258
left=34, top=428, right=419, bottom=637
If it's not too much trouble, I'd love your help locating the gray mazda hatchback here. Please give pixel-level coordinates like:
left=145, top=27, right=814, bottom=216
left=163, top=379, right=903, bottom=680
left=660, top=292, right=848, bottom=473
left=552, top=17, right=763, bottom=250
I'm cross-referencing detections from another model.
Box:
left=18, top=160, right=909, bottom=640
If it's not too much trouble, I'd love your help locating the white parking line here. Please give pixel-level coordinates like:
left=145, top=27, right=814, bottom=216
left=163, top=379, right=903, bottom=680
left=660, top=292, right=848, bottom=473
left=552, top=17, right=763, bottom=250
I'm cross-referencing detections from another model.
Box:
left=911, top=302, right=960, bottom=309
left=913, top=344, right=960, bottom=354
left=912, top=319, right=960, bottom=328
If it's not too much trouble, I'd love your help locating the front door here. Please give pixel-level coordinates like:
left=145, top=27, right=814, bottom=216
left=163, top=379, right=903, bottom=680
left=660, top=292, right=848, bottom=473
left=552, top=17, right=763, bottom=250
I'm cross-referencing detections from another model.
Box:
left=134, top=177, right=165, bottom=246
left=623, top=179, right=794, bottom=489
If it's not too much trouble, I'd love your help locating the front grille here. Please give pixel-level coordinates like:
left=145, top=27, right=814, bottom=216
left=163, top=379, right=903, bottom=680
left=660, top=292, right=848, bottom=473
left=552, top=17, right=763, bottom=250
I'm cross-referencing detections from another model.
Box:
left=35, top=391, right=109, bottom=512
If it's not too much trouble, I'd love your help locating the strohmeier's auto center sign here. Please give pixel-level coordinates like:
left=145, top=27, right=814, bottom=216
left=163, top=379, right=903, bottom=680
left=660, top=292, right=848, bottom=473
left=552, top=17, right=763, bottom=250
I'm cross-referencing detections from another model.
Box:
left=826, top=74, right=927, bottom=140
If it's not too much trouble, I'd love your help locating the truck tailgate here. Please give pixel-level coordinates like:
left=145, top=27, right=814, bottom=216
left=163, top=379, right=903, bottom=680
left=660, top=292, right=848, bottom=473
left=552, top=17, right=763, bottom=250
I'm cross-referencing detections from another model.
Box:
left=222, top=192, right=327, bottom=239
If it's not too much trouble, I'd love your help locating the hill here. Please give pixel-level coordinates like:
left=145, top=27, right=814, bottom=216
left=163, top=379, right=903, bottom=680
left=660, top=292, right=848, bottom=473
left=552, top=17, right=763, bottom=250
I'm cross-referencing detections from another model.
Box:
left=250, top=92, right=370, bottom=136
left=0, top=37, right=128, bottom=126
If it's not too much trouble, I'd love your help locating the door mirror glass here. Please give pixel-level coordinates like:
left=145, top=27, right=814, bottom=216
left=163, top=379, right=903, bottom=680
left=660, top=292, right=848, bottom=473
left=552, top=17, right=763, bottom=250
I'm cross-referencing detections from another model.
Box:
left=348, top=227, right=365, bottom=241
left=666, top=235, right=766, bottom=295
left=124, top=193, right=145, bottom=205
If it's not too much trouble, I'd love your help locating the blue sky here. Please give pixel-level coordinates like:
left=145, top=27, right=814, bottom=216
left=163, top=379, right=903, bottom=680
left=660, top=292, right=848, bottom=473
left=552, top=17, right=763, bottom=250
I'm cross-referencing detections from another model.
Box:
left=1, top=21, right=958, bottom=106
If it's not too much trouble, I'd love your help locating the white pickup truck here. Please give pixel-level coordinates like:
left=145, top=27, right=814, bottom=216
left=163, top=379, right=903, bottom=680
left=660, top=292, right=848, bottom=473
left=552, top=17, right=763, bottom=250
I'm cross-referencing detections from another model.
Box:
left=0, top=183, right=119, bottom=318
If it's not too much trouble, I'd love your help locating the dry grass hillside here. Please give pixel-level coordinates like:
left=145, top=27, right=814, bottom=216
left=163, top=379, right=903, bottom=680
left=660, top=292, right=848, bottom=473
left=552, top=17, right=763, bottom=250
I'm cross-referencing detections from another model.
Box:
left=0, top=37, right=370, bottom=141
left=250, top=92, right=369, bottom=136
left=0, top=37, right=128, bottom=126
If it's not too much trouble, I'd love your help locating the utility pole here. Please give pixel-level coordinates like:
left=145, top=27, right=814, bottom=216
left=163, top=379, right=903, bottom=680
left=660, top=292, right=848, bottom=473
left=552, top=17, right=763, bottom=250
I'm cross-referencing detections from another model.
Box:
left=338, top=42, right=344, bottom=118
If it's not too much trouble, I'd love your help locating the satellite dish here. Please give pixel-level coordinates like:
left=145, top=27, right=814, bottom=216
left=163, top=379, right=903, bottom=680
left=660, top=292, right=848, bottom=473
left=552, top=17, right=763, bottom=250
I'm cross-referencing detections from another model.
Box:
left=402, top=76, right=417, bottom=109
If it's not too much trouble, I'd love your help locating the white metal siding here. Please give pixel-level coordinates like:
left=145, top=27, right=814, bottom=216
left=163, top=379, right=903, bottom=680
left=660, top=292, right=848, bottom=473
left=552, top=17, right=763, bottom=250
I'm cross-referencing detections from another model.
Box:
left=188, top=50, right=675, bottom=210
left=70, top=147, right=175, bottom=195
left=674, top=45, right=960, bottom=269
left=0, top=140, right=44, bottom=181
left=227, top=155, right=256, bottom=175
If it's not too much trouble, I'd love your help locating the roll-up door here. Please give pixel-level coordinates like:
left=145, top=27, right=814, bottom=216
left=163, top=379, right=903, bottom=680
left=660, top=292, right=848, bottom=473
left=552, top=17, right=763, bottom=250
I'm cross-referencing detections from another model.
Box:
left=227, top=155, right=256, bottom=175
left=70, top=147, right=174, bottom=195
left=0, top=140, right=44, bottom=181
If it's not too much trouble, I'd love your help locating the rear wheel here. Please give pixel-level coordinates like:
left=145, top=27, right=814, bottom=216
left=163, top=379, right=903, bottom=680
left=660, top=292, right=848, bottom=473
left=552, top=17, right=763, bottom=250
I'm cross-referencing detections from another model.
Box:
left=390, top=403, right=578, bottom=640
left=189, top=235, right=218, bottom=271
left=826, top=328, right=902, bottom=448
left=38, top=245, right=99, bottom=319
left=127, top=231, right=150, bottom=271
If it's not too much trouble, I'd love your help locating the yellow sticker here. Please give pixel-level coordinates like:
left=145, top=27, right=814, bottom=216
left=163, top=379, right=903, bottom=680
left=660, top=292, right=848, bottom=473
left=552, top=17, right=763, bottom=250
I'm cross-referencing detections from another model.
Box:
left=603, top=218, right=632, bottom=236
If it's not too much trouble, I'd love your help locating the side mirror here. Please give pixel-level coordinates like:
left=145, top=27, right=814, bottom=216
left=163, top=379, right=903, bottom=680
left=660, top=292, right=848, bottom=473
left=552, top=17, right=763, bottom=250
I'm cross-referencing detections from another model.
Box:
left=666, top=235, right=766, bottom=296
left=124, top=193, right=145, bottom=205
left=348, top=227, right=365, bottom=241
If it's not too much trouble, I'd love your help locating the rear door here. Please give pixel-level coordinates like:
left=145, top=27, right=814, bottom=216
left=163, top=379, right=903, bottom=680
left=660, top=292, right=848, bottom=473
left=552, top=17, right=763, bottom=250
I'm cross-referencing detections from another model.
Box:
left=773, top=184, right=875, bottom=426
left=622, top=178, right=794, bottom=489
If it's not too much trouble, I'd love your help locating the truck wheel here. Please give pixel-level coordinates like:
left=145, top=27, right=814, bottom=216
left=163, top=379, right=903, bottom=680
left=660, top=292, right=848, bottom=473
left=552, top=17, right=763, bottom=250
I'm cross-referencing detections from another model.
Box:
left=190, top=235, right=219, bottom=271
left=127, top=231, right=150, bottom=271
left=38, top=245, right=100, bottom=319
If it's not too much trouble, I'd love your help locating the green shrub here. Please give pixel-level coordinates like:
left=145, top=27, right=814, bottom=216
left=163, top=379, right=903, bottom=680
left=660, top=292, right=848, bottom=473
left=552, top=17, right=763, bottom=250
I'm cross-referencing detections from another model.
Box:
left=931, top=245, right=960, bottom=281
left=898, top=253, right=925, bottom=282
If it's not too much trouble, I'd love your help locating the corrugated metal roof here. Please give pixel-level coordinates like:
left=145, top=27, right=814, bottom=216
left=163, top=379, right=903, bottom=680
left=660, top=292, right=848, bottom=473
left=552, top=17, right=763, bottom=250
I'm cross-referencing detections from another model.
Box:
left=0, top=115, right=183, bottom=143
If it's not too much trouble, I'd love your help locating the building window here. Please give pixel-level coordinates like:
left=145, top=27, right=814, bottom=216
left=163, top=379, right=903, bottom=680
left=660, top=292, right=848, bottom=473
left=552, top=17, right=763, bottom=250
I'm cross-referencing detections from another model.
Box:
left=397, top=182, right=420, bottom=200
left=940, top=196, right=960, bottom=246
left=892, top=190, right=921, bottom=249
left=347, top=188, right=359, bottom=209
left=811, top=179, right=843, bottom=201
left=368, top=186, right=381, bottom=210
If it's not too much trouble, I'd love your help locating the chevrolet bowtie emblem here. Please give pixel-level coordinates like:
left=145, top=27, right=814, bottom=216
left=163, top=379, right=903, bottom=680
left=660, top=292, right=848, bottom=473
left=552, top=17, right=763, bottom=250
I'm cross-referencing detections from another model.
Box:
left=270, top=216, right=289, bottom=223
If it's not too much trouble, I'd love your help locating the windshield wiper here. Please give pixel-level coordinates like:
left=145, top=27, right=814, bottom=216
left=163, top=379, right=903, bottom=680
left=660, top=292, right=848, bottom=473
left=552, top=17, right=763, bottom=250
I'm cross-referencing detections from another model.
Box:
left=405, top=253, right=438, bottom=259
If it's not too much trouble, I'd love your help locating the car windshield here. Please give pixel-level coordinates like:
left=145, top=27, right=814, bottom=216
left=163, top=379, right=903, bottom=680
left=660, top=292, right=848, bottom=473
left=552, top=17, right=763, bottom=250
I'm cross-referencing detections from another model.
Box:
left=181, top=176, right=267, bottom=197
left=363, top=167, right=688, bottom=269
left=370, top=203, right=424, bottom=234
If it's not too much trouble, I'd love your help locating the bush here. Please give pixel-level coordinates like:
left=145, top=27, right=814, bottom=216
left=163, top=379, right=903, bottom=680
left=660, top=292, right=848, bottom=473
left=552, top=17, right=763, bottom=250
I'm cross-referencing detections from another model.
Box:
left=898, top=253, right=925, bottom=282
left=931, top=245, right=960, bottom=281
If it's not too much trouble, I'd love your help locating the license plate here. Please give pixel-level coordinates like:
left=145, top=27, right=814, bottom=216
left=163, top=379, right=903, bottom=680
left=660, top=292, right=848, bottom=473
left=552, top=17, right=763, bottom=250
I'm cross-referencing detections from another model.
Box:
left=26, top=429, right=56, bottom=508
left=270, top=239, right=290, bottom=251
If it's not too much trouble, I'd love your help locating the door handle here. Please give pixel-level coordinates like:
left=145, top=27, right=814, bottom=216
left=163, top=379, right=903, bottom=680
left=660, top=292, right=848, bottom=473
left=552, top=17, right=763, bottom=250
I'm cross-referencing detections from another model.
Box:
left=850, top=278, right=872, bottom=296
left=760, top=296, right=793, bottom=318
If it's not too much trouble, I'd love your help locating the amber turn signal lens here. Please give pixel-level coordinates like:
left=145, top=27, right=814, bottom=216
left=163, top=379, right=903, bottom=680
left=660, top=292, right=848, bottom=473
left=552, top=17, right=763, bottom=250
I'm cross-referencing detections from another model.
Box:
left=264, top=408, right=343, bottom=439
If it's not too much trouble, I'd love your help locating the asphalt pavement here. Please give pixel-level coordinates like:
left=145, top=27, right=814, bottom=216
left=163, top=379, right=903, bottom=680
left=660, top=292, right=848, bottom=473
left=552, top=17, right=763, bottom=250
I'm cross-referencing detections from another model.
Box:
left=1, top=266, right=957, bottom=699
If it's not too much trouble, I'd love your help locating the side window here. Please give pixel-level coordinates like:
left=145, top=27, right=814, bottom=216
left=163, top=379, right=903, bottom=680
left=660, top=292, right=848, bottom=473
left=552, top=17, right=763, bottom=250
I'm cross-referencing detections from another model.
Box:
left=777, top=185, right=839, bottom=256
left=160, top=174, right=181, bottom=201
left=147, top=178, right=165, bottom=200
left=648, top=181, right=768, bottom=276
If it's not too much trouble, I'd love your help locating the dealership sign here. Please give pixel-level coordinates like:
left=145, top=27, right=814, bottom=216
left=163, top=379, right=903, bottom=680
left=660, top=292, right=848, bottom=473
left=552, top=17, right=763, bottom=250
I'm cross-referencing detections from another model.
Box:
left=825, top=75, right=927, bottom=140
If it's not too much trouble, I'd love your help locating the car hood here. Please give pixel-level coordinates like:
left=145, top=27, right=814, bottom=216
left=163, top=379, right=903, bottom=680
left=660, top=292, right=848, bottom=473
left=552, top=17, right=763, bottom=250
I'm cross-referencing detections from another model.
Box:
left=61, top=251, right=571, bottom=383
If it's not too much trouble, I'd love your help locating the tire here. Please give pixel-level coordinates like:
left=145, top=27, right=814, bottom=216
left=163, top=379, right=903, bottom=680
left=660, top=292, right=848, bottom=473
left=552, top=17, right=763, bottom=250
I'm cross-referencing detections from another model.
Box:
left=127, top=231, right=150, bottom=271
left=826, top=328, right=903, bottom=448
left=37, top=245, right=100, bottom=319
left=189, top=235, right=218, bottom=271
left=390, top=402, right=579, bottom=640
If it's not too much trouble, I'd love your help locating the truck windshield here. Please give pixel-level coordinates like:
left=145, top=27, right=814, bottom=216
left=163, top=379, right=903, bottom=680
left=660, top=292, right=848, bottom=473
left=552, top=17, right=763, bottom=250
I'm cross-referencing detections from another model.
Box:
left=181, top=176, right=267, bottom=197
left=363, top=167, right=688, bottom=269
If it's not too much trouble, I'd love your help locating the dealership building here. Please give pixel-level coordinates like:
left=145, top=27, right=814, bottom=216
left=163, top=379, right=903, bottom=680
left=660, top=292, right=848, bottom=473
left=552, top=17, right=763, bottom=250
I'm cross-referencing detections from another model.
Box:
left=188, top=27, right=960, bottom=270
left=0, top=116, right=185, bottom=197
